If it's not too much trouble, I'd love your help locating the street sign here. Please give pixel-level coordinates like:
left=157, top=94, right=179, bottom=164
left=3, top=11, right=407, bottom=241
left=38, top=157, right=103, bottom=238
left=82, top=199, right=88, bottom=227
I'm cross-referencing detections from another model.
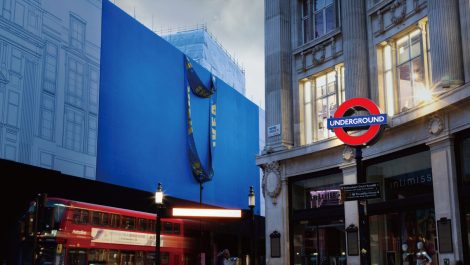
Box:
left=327, top=97, right=387, bottom=146
left=340, top=183, right=381, bottom=201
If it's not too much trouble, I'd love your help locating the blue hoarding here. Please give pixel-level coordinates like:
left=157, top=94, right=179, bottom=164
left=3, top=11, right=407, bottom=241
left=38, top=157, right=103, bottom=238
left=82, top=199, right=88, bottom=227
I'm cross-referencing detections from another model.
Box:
left=97, top=1, right=260, bottom=213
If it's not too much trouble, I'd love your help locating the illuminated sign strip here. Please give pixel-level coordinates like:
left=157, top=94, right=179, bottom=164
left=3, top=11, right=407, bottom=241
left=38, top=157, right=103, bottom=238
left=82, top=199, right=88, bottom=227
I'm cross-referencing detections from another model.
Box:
left=172, top=208, right=242, bottom=218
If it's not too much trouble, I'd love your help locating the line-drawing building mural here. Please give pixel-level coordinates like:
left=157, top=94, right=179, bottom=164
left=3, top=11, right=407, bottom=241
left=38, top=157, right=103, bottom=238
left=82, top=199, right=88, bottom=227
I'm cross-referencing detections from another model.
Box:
left=0, top=0, right=102, bottom=179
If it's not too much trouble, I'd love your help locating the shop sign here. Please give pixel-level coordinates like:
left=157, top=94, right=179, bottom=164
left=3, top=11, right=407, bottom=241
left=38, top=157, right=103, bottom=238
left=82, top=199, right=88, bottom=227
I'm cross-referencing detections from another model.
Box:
left=384, top=168, right=433, bottom=199
left=309, top=189, right=342, bottom=208
left=340, top=183, right=381, bottom=201
left=327, top=98, right=387, bottom=146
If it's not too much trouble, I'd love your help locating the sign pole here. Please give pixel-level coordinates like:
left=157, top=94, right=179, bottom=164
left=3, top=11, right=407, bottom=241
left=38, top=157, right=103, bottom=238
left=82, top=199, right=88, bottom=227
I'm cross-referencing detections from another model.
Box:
left=355, top=146, right=369, bottom=265
left=328, top=98, right=387, bottom=265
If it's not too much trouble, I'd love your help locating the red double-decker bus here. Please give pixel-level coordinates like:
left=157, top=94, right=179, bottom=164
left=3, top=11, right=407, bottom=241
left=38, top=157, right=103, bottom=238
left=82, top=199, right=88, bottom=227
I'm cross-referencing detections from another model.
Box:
left=19, top=197, right=198, bottom=265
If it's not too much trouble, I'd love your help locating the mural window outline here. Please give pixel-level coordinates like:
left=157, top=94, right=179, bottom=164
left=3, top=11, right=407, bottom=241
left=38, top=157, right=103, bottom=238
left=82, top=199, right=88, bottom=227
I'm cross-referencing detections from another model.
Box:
left=89, top=67, right=99, bottom=114
left=66, top=56, right=85, bottom=108
left=63, top=106, right=84, bottom=152
left=39, top=92, right=55, bottom=141
left=6, top=89, right=20, bottom=127
left=2, top=0, right=12, bottom=20
left=69, top=13, right=86, bottom=52
left=13, top=1, right=24, bottom=26
left=87, top=114, right=97, bottom=155
left=43, top=42, right=58, bottom=94
left=10, top=47, right=22, bottom=75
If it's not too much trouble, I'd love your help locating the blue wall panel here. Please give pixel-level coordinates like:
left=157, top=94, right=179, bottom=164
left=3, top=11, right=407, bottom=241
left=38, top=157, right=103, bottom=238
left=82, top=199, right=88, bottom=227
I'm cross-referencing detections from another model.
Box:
left=97, top=1, right=260, bottom=213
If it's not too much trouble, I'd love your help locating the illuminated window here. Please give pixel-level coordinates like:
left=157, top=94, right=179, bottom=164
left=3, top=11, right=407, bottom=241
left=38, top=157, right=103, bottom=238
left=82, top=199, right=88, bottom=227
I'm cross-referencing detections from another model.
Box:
left=380, top=23, right=431, bottom=115
left=301, top=66, right=345, bottom=144
left=301, top=0, right=338, bottom=44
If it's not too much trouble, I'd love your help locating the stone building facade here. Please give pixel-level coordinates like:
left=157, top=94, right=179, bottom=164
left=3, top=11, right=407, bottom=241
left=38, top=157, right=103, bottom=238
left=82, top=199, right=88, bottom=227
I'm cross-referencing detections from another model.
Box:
left=259, top=0, right=470, bottom=264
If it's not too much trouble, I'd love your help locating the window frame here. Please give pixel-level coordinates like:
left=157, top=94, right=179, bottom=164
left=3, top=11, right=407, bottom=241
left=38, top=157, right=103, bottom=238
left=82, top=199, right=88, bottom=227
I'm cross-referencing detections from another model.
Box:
left=301, top=65, right=345, bottom=145
left=301, top=0, right=337, bottom=44
left=379, top=21, right=431, bottom=116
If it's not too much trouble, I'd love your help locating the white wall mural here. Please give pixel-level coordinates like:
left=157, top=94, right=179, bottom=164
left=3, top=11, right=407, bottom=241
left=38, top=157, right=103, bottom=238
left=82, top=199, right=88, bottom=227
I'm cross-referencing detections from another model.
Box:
left=0, top=0, right=102, bottom=179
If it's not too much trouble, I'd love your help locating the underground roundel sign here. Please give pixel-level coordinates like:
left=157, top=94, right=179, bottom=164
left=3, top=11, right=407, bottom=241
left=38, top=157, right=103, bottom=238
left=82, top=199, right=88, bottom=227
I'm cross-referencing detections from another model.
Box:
left=327, top=98, right=387, bottom=146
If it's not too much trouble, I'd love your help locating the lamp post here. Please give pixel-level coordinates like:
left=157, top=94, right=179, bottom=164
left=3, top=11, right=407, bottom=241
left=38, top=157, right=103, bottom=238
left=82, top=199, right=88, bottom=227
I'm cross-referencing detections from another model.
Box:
left=248, top=186, right=256, bottom=265
left=155, top=183, right=164, bottom=265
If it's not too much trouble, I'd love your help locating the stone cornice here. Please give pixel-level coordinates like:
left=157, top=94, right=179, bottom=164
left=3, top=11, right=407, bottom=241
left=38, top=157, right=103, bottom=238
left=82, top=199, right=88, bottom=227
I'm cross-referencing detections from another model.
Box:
left=257, top=82, right=470, bottom=166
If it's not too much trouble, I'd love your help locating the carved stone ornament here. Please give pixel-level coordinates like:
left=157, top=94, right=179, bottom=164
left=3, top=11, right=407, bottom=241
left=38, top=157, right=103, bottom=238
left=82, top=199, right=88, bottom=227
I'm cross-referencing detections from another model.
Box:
left=262, top=161, right=282, bottom=205
left=391, top=0, right=406, bottom=25
left=312, top=45, right=326, bottom=66
left=343, top=145, right=355, bottom=162
left=428, top=115, right=444, bottom=136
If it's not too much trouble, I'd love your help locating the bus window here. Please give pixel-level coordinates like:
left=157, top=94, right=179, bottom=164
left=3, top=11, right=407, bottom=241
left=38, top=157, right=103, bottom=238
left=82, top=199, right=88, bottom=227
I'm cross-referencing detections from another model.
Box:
left=107, top=250, right=119, bottom=265
left=138, top=219, right=148, bottom=231
left=72, top=210, right=89, bottom=224
left=110, top=214, right=120, bottom=228
left=163, top=222, right=172, bottom=234
left=135, top=251, right=144, bottom=265
left=174, top=223, right=181, bottom=235
left=68, top=249, right=87, bottom=265
left=88, top=249, right=106, bottom=264
left=81, top=210, right=89, bottom=224
left=92, top=212, right=100, bottom=225
left=161, top=252, right=169, bottom=264
left=149, top=220, right=156, bottom=232
left=102, top=213, right=109, bottom=226
left=121, top=217, right=135, bottom=230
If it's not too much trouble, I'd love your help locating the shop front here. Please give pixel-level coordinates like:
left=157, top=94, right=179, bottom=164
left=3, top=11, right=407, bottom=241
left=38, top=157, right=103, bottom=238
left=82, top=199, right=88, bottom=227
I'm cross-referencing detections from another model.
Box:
left=457, top=132, right=470, bottom=264
left=365, top=148, right=437, bottom=265
left=290, top=171, right=347, bottom=265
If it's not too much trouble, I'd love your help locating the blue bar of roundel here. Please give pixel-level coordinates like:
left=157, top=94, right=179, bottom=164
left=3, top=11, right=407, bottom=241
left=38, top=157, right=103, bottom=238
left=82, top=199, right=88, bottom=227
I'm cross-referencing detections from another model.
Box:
left=327, top=114, right=388, bottom=129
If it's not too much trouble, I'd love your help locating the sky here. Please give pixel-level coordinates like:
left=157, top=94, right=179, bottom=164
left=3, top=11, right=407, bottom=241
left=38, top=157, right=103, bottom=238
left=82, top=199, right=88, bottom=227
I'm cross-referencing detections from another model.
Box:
left=113, top=0, right=265, bottom=108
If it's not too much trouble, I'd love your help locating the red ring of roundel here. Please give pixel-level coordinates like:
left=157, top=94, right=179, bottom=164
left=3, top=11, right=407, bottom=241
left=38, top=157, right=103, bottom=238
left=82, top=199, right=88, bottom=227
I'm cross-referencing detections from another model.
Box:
left=333, top=97, right=381, bottom=146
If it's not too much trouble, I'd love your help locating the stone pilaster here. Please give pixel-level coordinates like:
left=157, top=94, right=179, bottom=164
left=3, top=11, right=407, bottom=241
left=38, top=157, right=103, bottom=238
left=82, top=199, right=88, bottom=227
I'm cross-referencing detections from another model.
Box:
left=459, top=0, right=470, bottom=83
left=265, top=0, right=293, bottom=152
left=428, top=0, right=464, bottom=88
left=341, top=0, right=369, bottom=99
left=427, top=135, right=464, bottom=263
left=341, top=162, right=360, bottom=265
left=263, top=162, right=290, bottom=265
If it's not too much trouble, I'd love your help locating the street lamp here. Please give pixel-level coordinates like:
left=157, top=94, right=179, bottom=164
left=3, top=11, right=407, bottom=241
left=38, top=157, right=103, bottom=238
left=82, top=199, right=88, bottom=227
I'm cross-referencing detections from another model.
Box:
left=155, top=183, right=164, bottom=265
left=248, top=186, right=256, bottom=265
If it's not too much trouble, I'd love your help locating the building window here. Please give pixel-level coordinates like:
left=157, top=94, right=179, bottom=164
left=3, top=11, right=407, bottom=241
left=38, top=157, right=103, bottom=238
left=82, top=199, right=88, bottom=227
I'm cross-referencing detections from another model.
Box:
left=301, top=0, right=337, bottom=44
left=70, top=15, right=85, bottom=51
left=302, top=66, right=345, bottom=144
left=39, top=93, right=55, bottom=141
left=43, top=43, right=58, bottom=94
left=87, top=115, right=97, bottom=155
left=66, top=57, right=84, bottom=108
left=64, top=108, right=84, bottom=152
left=380, top=25, right=431, bottom=115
